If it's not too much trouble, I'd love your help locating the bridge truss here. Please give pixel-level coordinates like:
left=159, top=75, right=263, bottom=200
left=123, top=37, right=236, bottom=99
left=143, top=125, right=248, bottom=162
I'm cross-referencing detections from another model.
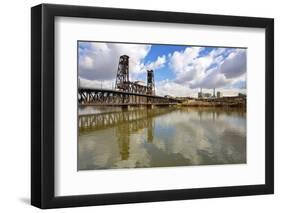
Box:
left=78, top=87, right=180, bottom=106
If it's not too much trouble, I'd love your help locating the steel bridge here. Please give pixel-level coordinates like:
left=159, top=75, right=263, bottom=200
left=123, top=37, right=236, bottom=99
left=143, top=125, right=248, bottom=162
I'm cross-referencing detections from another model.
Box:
left=78, top=87, right=180, bottom=106
left=78, top=55, right=181, bottom=107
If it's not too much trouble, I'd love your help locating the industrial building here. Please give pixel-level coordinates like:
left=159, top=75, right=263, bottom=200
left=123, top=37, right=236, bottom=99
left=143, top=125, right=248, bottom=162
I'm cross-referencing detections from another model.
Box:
left=198, top=88, right=222, bottom=99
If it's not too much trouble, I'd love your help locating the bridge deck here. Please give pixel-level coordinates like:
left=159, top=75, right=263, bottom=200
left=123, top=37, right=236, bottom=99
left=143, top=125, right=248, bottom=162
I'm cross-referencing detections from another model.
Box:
left=78, top=87, right=181, bottom=106
left=78, top=87, right=178, bottom=101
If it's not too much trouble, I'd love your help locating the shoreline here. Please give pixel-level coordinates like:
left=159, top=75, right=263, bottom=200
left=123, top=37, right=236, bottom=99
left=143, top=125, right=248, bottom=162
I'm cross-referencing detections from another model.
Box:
left=178, top=97, right=246, bottom=108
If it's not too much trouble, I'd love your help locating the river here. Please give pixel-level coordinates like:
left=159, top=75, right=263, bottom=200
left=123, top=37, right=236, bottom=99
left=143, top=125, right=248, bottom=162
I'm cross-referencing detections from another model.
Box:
left=78, top=106, right=246, bottom=170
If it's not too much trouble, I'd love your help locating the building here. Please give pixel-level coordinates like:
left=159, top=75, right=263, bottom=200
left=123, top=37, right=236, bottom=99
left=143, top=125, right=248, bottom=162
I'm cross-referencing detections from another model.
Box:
left=217, top=91, right=222, bottom=98
left=203, top=93, right=212, bottom=98
left=198, top=92, right=212, bottom=98
left=198, top=88, right=213, bottom=99
left=212, top=88, right=216, bottom=97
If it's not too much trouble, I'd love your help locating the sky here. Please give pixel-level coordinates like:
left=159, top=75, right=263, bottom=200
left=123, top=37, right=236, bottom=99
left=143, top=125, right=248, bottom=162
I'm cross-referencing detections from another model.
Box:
left=78, top=41, right=246, bottom=97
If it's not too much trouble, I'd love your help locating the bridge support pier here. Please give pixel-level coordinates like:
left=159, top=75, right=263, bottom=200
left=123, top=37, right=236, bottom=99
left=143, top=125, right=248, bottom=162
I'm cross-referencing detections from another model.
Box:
left=146, top=104, right=152, bottom=109
left=122, top=105, right=129, bottom=111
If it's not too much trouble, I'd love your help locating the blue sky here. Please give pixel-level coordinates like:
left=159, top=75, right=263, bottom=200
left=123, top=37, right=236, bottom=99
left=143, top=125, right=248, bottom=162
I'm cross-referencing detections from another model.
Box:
left=134, top=44, right=183, bottom=82
left=78, top=41, right=246, bottom=97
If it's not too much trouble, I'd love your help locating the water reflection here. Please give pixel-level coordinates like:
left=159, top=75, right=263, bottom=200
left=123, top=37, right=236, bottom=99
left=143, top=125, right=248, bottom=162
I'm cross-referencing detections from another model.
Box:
left=78, top=107, right=246, bottom=170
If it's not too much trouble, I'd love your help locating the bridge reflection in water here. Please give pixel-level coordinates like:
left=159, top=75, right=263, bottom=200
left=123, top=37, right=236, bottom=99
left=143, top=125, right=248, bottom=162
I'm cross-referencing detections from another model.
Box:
left=79, top=107, right=175, bottom=161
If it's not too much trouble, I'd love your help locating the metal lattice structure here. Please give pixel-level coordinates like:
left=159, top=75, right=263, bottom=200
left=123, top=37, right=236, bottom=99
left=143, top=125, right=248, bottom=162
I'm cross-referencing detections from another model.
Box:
left=115, top=55, right=153, bottom=95
left=147, top=70, right=155, bottom=95
left=78, top=55, right=180, bottom=106
left=115, top=55, right=150, bottom=94
left=115, top=55, right=130, bottom=91
left=78, top=88, right=180, bottom=106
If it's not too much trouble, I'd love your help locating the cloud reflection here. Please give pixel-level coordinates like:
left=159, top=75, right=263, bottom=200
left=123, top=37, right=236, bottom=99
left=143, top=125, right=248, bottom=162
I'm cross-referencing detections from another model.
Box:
left=78, top=108, right=246, bottom=170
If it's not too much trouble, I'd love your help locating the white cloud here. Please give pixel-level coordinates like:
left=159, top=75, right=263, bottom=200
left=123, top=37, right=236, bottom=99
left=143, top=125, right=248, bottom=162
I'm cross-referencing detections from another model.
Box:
left=79, top=77, right=115, bottom=90
left=156, top=80, right=195, bottom=97
left=220, top=49, right=246, bottom=79
left=79, top=42, right=151, bottom=81
left=190, top=67, right=230, bottom=89
left=169, top=47, right=203, bottom=75
left=168, top=47, right=246, bottom=92
left=169, top=47, right=220, bottom=86
left=146, top=55, right=166, bottom=71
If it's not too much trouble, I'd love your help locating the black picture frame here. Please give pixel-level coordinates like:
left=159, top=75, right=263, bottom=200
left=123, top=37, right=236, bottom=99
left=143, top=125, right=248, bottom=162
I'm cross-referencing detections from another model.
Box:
left=31, top=3, right=274, bottom=209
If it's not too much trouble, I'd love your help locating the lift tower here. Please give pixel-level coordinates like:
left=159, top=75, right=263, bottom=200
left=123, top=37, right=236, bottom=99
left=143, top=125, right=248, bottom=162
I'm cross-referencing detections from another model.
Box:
left=115, top=55, right=130, bottom=91
left=147, top=70, right=155, bottom=95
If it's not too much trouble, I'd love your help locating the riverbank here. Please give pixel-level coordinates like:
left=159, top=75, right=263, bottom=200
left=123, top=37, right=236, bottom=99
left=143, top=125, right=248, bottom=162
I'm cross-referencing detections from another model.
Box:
left=178, top=97, right=246, bottom=108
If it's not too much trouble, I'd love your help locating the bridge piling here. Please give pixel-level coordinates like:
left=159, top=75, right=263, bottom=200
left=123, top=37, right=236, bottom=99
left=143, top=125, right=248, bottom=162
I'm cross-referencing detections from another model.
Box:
left=146, top=104, right=152, bottom=109
left=122, top=105, right=129, bottom=111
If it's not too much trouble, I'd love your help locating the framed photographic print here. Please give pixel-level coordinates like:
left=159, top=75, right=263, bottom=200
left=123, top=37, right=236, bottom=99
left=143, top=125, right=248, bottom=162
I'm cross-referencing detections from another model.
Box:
left=31, top=4, right=274, bottom=209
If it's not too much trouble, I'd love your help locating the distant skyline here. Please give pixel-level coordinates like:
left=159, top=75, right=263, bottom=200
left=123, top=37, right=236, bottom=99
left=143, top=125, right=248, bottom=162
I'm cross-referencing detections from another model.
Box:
left=78, top=41, right=246, bottom=97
